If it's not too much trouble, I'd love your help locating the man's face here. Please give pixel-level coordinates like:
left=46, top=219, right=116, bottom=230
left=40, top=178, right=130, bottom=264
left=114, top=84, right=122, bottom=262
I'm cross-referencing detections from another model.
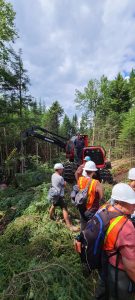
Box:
left=130, top=180, right=135, bottom=189
left=57, top=168, right=64, bottom=175
left=125, top=203, right=135, bottom=214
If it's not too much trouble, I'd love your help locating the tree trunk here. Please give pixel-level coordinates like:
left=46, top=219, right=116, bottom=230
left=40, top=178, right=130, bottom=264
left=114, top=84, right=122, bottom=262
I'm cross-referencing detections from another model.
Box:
left=3, top=127, right=8, bottom=159
left=36, top=143, right=39, bottom=165
left=92, top=119, right=95, bottom=146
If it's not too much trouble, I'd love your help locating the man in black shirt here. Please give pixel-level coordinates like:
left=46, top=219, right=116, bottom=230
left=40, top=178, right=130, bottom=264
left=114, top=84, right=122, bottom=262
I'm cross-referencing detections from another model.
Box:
left=74, top=134, right=85, bottom=164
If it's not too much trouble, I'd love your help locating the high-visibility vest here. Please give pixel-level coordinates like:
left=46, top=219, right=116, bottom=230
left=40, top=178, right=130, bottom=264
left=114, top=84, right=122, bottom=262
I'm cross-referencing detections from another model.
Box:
left=78, top=177, right=98, bottom=210
left=103, top=209, right=127, bottom=251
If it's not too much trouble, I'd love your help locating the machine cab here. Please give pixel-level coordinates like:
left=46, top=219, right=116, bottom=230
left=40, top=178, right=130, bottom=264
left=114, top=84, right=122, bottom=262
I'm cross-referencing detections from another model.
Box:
left=83, top=146, right=106, bottom=169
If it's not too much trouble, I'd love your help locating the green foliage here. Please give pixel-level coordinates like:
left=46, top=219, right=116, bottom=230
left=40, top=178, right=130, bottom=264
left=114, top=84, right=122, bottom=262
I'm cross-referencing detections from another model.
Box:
left=45, top=101, right=64, bottom=134
left=119, top=107, right=135, bottom=142
left=0, top=179, right=95, bottom=300
left=80, top=113, right=92, bottom=135
left=103, top=184, right=112, bottom=201
left=0, top=0, right=17, bottom=59
left=0, top=0, right=16, bottom=42
left=75, top=79, right=100, bottom=116
left=1, top=48, right=33, bottom=118
left=60, top=114, right=73, bottom=138
left=75, top=71, right=135, bottom=159
left=71, top=114, right=79, bottom=135
left=15, top=168, right=51, bottom=190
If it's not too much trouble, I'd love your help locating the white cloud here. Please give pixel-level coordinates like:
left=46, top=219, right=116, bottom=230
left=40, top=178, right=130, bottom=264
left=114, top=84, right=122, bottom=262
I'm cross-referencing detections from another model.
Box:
left=10, top=0, right=135, bottom=115
left=59, top=57, right=72, bottom=74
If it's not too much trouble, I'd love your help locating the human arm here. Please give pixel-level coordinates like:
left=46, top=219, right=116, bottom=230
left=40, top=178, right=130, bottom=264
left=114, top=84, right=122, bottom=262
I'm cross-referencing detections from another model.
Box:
left=75, top=170, right=79, bottom=182
left=96, top=182, right=104, bottom=201
left=60, top=176, right=66, bottom=187
left=116, top=221, right=135, bottom=282
left=75, top=165, right=83, bottom=182
left=122, top=257, right=135, bottom=283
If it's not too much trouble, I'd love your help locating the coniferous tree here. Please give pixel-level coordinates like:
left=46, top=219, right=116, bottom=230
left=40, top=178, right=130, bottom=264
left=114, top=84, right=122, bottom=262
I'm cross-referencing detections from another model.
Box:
left=45, top=101, right=64, bottom=133
left=60, top=114, right=72, bottom=138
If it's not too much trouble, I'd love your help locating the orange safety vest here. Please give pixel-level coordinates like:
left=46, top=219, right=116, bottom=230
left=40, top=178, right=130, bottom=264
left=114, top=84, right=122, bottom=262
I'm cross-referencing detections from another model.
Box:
left=103, top=210, right=127, bottom=251
left=78, top=177, right=98, bottom=210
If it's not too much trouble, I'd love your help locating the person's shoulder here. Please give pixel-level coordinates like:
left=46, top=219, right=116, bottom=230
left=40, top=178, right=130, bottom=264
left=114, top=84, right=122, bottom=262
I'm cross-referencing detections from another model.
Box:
left=124, top=218, right=135, bottom=230
left=119, top=218, right=135, bottom=238
left=78, top=175, right=84, bottom=182
left=116, top=218, right=135, bottom=249
left=52, top=172, right=56, bottom=177
left=94, top=179, right=101, bottom=185
left=77, top=164, right=84, bottom=170
left=52, top=173, right=60, bottom=179
left=56, top=174, right=64, bottom=181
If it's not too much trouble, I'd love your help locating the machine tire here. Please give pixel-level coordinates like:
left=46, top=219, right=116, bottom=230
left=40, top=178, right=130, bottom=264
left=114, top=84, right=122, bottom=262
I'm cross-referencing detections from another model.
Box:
left=99, top=168, right=113, bottom=184
left=63, top=161, right=78, bottom=183
left=63, top=163, right=114, bottom=184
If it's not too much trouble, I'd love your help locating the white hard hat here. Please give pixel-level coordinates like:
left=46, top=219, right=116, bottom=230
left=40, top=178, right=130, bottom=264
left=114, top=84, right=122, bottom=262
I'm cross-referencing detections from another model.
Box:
left=83, top=161, right=97, bottom=172
left=54, top=163, right=64, bottom=170
left=128, top=168, right=135, bottom=180
left=111, top=183, right=135, bottom=204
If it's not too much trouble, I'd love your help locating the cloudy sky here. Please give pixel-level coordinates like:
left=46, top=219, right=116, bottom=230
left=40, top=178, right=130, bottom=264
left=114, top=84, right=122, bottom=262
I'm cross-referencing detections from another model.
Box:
left=10, top=0, right=135, bottom=115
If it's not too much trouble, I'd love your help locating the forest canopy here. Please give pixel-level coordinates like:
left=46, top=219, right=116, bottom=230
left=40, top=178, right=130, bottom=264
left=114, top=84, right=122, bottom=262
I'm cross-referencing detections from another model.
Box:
left=0, top=0, right=135, bottom=173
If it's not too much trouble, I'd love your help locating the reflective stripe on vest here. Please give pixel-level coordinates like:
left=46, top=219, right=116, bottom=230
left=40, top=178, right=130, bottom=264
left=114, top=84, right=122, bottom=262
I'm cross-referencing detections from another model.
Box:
left=78, top=177, right=89, bottom=190
left=86, top=179, right=97, bottom=210
left=103, top=215, right=127, bottom=251
left=78, top=177, right=98, bottom=210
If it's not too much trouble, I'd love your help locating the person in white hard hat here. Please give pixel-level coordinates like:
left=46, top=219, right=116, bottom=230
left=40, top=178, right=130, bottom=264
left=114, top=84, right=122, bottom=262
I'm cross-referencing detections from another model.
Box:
left=128, top=168, right=135, bottom=191
left=77, top=160, right=103, bottom=230
left=128, top=168, right=135, bottom=221
left=49, top=163, right=79, bottom=232
left=75, top=156, right=91, bottom=182
left=96, top=183, right=135, bottom=300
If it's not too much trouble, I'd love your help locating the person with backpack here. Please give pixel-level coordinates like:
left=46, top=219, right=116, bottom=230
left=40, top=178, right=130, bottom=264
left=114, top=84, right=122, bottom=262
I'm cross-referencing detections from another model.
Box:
left=49, top=163, right=79, bottom=232
left=77, top=161, right=103, bottom=230
left=99, top=183, right=135, bottom=300
left=75, top=156, right=91, bottom=182
left=75, top=183, right=135, bottom=300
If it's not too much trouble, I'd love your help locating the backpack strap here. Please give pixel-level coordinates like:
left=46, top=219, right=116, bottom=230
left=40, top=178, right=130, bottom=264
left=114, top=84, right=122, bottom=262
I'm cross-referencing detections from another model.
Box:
left=86, top=179, right=97, bottom=209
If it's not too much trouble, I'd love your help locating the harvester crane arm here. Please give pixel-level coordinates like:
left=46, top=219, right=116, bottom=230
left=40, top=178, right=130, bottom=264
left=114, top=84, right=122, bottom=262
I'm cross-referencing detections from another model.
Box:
left=6, top=126, right=67, bottom=162
left=22, top=126, right=67, bottom=148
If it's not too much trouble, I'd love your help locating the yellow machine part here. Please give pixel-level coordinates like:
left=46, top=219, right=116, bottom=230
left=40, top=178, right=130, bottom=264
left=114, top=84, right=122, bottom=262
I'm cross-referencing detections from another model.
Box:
left=6, top=147, right=18, bottom=162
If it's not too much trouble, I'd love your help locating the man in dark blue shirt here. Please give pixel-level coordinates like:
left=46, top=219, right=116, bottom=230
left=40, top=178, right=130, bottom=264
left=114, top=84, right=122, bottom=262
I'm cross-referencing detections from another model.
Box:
left=74, top=134, right=85, bottom=164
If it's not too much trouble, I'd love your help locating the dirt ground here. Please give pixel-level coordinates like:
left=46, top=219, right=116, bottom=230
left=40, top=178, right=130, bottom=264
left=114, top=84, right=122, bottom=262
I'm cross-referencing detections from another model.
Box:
left=112, top=158, right=135, bottom=182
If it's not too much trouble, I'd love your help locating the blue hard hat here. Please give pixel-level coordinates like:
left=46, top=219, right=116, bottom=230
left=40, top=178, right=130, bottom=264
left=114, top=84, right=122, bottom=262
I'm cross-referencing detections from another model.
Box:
left=84, top=156, right=91, bottom=161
